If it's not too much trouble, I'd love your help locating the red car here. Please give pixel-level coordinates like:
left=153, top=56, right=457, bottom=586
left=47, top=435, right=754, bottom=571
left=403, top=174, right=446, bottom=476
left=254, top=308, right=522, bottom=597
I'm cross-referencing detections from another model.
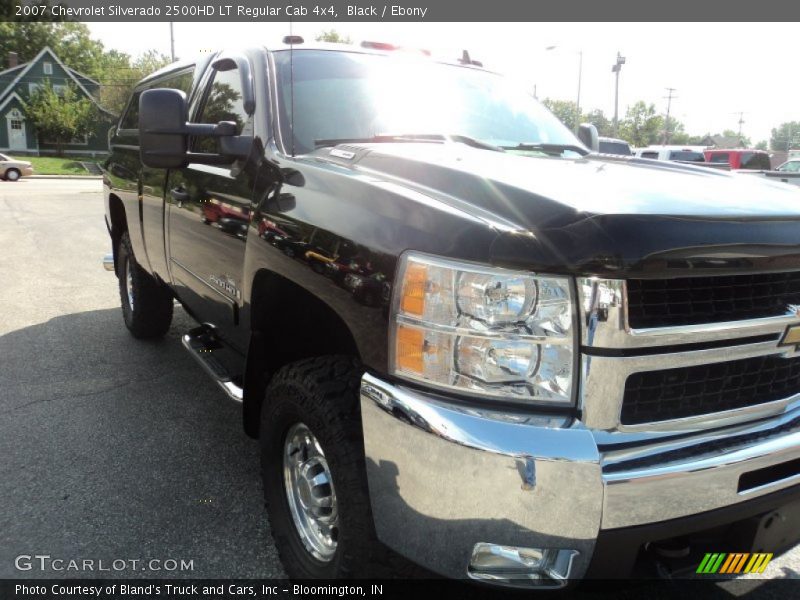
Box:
left=704, top=149, right=772, bottom=170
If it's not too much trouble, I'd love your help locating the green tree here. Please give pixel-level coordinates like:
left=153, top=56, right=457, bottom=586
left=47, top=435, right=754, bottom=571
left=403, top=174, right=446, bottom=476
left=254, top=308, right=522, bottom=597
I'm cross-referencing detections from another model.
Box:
left=583, top=108, right=613, bottom=137
left=0, top=22, right=105, bottom=79
left=22, top=82, right=96, bottom=156
left=542, top=98, right=580, bottom=132
left=315, top=29, right=352, bottom=44
left=719, top=128, right=751, bottom=147
left=619, top=101, right=663, bottom=147
left=755, top=140, right=769, bottom=151
left=98, top=50, right=171, bottom=116
left=770, top=121, right=800, bottom=151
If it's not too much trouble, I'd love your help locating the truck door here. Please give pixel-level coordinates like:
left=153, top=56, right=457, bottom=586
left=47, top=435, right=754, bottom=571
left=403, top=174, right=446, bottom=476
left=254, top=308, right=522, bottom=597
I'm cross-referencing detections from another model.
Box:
left=165, top=63, right=255, bottom=351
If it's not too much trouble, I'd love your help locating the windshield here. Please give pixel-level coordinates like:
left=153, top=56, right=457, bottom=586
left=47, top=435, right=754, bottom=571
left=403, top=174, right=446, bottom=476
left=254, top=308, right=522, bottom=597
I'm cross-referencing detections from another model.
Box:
left=273, top=49, right=581, bottom=155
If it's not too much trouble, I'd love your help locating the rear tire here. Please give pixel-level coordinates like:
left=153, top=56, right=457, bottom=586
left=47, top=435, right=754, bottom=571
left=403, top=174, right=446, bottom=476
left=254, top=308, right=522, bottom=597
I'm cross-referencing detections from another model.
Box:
left=260, top=356, right=386, bottom=578
left=117, top=232, right=173, bottom=339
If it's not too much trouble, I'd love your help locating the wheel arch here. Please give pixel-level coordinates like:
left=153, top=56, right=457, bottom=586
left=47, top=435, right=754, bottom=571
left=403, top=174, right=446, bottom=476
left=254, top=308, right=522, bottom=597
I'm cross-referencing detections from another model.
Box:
left=242, top=268, right=362, bottom=438
left=108, top=193, right=128, bottom=275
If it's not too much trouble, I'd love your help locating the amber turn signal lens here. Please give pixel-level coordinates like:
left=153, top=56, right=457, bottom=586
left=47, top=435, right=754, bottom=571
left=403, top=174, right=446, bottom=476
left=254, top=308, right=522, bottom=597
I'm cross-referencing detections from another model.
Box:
left=395, top=325, right=425, bottom=374
left=400, top=262, right=427, bottom=316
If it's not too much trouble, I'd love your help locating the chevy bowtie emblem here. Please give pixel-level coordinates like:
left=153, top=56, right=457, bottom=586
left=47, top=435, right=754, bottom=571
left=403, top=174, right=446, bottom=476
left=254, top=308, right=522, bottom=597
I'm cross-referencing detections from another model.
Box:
left=779, top=323, right=800, bottom=348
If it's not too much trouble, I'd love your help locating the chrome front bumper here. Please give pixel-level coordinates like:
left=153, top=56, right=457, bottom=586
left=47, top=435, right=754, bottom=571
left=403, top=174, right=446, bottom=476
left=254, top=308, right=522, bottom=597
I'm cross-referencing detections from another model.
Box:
left=360, top=373, right=800, bottom=582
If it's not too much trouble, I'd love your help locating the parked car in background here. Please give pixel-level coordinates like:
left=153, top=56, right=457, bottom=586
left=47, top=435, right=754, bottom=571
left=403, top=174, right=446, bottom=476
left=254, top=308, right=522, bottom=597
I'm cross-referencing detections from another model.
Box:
left=704, top=149, right=772, bottom=170
left=634, top=146, right=706, bottom=162
left=0, top=153, right=34, bottom=181
left=597, top=136, right=632, bottom=156
left=776, top=159, right=800, bottom=173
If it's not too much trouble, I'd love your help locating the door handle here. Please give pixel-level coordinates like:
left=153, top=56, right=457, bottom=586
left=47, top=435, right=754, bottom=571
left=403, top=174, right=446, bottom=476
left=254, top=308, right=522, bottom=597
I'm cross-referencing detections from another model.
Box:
left=170, top=187, right=190, bottom=202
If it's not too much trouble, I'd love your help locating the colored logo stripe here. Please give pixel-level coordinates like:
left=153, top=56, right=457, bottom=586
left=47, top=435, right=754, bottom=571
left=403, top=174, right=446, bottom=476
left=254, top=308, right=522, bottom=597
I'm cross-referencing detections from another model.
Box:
left=697, top=553, right=773, bottom=574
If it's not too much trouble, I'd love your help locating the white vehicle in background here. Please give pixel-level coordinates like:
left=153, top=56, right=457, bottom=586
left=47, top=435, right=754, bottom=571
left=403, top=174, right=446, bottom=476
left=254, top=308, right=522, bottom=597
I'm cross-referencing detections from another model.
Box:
left=776, top=158, right=800, bottom=173
left=0, top=152, right=34, bottom=181
left=634, top=146, right=707, bottom=163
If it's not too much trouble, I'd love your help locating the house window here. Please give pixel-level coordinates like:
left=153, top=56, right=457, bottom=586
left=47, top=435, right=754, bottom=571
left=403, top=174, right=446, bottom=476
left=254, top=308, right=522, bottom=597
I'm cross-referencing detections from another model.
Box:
left=53, top=85, right=66, bottom=95
left=43, top=62, right=53, bottom=75
left=28, top=83, right=42, bottom=95
left=10, top=119, right=23, bottom=130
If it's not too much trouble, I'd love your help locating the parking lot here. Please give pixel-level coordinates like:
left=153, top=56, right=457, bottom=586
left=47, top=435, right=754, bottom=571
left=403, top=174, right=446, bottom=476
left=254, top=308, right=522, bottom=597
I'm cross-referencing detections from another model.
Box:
left=0, top=179, right=281, bottom=579
left=0, top=179, right=798, bottom=594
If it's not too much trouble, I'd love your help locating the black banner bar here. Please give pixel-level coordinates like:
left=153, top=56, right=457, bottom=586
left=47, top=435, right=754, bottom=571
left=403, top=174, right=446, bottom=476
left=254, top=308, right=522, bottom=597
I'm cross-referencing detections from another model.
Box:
left=5, top=0, right=800, bottom=22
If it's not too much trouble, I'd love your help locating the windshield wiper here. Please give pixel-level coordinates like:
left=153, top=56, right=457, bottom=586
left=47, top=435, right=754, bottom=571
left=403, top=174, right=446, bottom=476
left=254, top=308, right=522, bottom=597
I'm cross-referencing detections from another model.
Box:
left=315, top=133, right=504, bottom=152
left=502, top=142, right=589, bottom=156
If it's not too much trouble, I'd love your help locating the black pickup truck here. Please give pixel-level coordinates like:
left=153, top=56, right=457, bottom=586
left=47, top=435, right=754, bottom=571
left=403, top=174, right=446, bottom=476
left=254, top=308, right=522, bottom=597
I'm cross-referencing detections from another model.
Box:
left=103, top=41, right=800, bottom=585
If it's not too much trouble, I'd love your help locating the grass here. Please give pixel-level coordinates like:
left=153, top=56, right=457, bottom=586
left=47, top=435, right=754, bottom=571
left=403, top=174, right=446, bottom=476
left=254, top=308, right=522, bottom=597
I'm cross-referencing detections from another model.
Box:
left=24, top=156, right=102, bottom=176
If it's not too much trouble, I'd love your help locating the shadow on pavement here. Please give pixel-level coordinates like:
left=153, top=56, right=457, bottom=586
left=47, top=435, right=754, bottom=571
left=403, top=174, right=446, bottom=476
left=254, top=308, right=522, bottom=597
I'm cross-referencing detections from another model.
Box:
left=0, top=307, right=281, bottom=578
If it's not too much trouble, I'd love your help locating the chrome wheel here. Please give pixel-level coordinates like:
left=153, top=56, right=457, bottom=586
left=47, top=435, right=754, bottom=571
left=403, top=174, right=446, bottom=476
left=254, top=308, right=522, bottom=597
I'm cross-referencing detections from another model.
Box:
left=6, top=169, right=20, bottom=181
left=124, top=257, right=135, bottom=311
left=283, top=423, right=338, bottom=562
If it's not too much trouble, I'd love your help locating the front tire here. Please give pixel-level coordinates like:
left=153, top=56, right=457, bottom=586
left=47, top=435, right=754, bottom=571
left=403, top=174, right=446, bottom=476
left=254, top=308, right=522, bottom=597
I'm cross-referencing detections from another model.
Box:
left=117, top=232, right=173, bottom=339
left=260, top=357, right=385, bottom=578
left=5, top=168, right=20, bottom=181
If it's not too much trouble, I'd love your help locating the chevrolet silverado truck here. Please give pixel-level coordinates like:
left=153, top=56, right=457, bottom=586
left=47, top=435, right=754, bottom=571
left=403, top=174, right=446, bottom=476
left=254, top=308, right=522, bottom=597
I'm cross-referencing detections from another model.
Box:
left=102, top=40, right=800, bottom=586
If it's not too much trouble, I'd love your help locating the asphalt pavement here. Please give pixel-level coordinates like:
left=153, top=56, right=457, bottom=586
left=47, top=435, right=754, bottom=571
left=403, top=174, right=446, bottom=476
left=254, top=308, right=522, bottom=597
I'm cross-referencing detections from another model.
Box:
left=0, top=179, right=281, bottom=579
left=0, top=178, right=798, bottom=596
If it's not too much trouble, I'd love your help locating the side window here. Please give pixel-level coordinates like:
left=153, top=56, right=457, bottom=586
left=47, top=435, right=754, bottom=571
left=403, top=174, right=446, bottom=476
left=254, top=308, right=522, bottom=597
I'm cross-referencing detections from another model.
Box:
left=709, top=152, right=730, bottom=164
left=193, top=68, right=251, bottom=154
left=119, top=92, right=141, bottom=130
left=641, top=151, right=658, bottom=159
left=741, top=152, right=770, bottom=170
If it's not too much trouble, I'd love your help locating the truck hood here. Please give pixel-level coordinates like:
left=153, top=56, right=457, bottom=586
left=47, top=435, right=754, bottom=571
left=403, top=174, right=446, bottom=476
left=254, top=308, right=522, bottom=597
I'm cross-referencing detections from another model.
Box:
left=346, top=144, right=800, bottom=277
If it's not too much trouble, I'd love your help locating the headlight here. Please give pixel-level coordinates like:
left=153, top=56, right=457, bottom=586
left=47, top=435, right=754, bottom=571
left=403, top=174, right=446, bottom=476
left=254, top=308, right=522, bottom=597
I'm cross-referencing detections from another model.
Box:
left=389, top=252, right=575, bottom=405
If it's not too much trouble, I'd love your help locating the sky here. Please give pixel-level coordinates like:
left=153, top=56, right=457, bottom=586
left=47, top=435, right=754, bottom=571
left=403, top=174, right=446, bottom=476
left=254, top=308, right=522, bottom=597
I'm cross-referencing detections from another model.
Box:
left=87, top=22, right=796, bottom=144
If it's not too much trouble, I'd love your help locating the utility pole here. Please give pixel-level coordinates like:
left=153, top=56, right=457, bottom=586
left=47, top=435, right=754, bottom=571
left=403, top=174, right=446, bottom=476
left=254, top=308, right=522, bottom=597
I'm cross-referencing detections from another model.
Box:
left=611, top=52, right=626, bottom=137
left=169, top=22, right=176, bottom=62
left=575, top=50, right=583, bottom=134
left=662, top=87, right=677, bottom=145
left=735, top=112, right=745, bottom=139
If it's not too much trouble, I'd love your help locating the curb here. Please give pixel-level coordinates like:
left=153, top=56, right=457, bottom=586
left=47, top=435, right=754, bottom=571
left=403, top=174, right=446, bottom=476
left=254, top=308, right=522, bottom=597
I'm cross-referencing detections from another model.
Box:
left=27, top=175, right=102, bottom=180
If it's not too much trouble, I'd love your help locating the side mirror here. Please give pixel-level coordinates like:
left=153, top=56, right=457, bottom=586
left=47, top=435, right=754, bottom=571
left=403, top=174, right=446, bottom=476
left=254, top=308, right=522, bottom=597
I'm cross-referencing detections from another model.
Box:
left=139, top=88, right=249, bottom=169
left=578, top=123, right=599, bottom=153
left=139, top=89, right=189, bottom=169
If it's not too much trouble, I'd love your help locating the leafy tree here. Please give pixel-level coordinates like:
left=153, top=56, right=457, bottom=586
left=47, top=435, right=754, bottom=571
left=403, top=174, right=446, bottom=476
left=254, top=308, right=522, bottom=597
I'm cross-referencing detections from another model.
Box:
left=770, top=121, right=800, bottom=151
left=718, top=129, right=752, bottom=148
left=0, top=22, right=172, bottom=116
left=315, top=29, right=352, bottom=44
left=755, top=140, right=769, bottom=151
left=661, top=116, right=688, bottom=144
left=619, top=101, right=663, bottom=147
left=0, top=22, right=105, bottom=79
left=542, top=98, right=580, bottom=132
left=583, top=108, right=613, bottom=137
left=22, top=82, right=96, bottom=156
left=99, top=50, right=171, bottom=116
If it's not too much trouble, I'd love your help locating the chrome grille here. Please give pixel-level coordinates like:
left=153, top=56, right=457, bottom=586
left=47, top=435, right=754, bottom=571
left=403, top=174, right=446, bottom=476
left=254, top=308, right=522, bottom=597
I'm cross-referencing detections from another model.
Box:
left=621, top=354, right=800, bottom=425
left=579, top=277, right=800, bottom=432
left=626, top=272, right=800, bottom=329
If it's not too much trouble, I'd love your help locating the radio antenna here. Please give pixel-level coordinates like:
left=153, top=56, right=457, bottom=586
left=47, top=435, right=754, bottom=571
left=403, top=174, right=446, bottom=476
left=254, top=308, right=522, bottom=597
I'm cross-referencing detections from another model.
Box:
left=289, top=19, right=296, bottom=157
